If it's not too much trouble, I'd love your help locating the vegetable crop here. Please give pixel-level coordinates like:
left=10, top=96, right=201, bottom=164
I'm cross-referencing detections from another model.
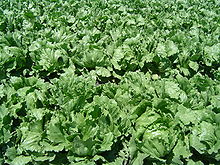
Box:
left=0, top=0, right=220, bottom=164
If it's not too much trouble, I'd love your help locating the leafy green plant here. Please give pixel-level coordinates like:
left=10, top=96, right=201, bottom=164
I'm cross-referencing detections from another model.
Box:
left=0, top=0, right=219, bottom=164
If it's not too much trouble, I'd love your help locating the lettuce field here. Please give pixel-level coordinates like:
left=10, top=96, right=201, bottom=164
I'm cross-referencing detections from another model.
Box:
left=0, top=0, right=220, bottom=164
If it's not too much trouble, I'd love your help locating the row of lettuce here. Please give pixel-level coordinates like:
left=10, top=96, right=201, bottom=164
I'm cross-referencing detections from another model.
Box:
left=1, top=68, right=220, bottom=164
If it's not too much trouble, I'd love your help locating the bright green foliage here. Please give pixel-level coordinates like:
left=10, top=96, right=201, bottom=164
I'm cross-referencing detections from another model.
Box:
left=0, top=0, right=220, bottom=164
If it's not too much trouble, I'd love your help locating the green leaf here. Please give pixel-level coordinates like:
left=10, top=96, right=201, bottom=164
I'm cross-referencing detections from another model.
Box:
left=173, top=139, right=191, bottom=158
left=164, top=81, right=181, bottom=99
left=99, top=132, right=114, bottom=151
left=204, top=44, right=220, bottom=66
left=20, top=132, right=42, bottom=152
left=190, top=121, right=216, bottom=154
left=189, top=61, right=199, bottom=72
left=166, top=40, right=178, bottom=56
left=47, top=121, right=66, bottom=143
left=11, top=156, right=32, bottom=165
left=96, top=67, right=111, bottom=77
left=0, top=84, right=4, bottom=98
left=175, top=105, right=198, bottom=125
left=155, top=41, right=178, bottom=57
left=187, top=160, right=204, bottom=165
left=5, top=147, right=17, bottom=161
left=132, top=152, right=148, bottom=165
